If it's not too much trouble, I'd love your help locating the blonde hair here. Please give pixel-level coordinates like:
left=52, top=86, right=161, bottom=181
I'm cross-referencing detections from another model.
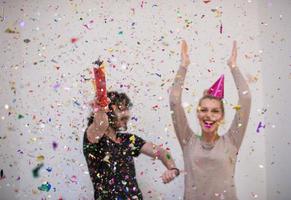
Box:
left=198, top=92, right=225, bottom=116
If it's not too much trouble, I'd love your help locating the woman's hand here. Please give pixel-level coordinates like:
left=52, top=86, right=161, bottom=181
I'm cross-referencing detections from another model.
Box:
left=180, top=40, right=190, bottom=68
left=227, top=40, right=237, bottom=68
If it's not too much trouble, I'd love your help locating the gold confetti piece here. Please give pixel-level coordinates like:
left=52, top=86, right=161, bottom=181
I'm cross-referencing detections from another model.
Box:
left=36, top=155, right=45, bottom=162
left=129, top=135, right=135, bottom=143
left=232, top=105, right=241, bottom=111
left=186, top=105, right=193, bottom=113
left=246, top=73, right=259, bottom=83
left=211, top=9, right=222, bottom=17
left=5, top=28, right=19, bottom=34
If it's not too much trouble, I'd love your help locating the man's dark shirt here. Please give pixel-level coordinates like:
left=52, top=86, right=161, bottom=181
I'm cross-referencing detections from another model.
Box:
left=83, top=131, right=146, bottom=200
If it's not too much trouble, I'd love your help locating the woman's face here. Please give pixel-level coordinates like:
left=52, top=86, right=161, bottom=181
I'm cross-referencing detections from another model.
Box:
left=197, top=98, right=224, bottom=135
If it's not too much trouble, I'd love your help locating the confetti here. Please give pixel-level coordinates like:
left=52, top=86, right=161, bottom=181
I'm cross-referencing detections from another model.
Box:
left=242, top=90, right=249, bottom=95
left=109, top=178, right=115, bottom=185
left=256, top=121, right=266, bottom=133
left=152, top=105, right=160, bottom=110
left=0, top=169, right=5, bottom=180
left=36, top=155, right=45, bottom=162
left=52, top=141, right=58, bottom=150
left=103, top=155, right=111, bottom=163
left=155, top=73, right=162, bottom=78
left=220, top=23, right=223, bottom=34
left=38, top=182, right=52, bottom=192
left=53, top=82, right=61, bottom=90
left=46, top=167, right=52, bottom=172
left=19, top=21, right=25, bottom=27
left=129, top=135, right=136, bottom=144
left=23, top=39, right=31, bottom=43
left=211, top=9, right=222, bottom=17
left=83, top=20, right=94, bottom=30
left=232, top=105, right=241, bottom=111
left=32, top=163, right=44, bottom=178
left=5, top=28, right=19, bottom=34
left=18, top=114, right=24, bottom=119
left=71, top=37, right=78, bottom=43
left=131, top=116, right=138, bottom=121
left=73, top=100, right=81, bottom=107
left=203, top=0, right=211, bottom=3
left=251, top=192, right=259, bottom=198
left=70, top=175, right=78, bottom=184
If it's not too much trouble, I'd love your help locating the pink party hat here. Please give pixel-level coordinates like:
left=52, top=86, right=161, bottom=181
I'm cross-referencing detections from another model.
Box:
left=207, top=75, right=224, bottom=99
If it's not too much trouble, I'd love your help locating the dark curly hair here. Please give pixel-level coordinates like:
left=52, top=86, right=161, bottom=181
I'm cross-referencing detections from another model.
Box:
left=86, top=91, right=132, bottom=127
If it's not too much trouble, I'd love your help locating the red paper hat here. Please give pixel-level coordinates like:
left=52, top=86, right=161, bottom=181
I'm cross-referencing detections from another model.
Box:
left=207, top=75, right=224, bottom=99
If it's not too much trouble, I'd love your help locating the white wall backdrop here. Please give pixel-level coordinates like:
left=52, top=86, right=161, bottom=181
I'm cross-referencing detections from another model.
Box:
left=0, top=0, right=289, bottom=200
left=257, top=1, right=291, bottom=200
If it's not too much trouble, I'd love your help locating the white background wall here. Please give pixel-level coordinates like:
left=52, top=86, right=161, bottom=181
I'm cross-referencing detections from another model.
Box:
left=257, top=1, right=291, bottom=200
left=0, top=0, right=289, bottom=200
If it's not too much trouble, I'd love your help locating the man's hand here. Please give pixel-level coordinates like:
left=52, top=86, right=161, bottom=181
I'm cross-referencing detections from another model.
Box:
left=180, top=40, right=190, bottom=68
left=87, top=98, right=111, bottom=143
left=161, top=169, right=178, bottom=184
left=93, top=109, right=109, bottom=131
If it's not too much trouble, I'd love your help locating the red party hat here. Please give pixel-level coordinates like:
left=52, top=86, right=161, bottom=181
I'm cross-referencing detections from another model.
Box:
left=207, top=75, right=224, bottom=99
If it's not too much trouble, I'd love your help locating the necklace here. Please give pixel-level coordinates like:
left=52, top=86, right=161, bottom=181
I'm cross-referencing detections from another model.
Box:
left=201, top=141, right=215, bottom=150
left=200, top=136, right=219, bottom=150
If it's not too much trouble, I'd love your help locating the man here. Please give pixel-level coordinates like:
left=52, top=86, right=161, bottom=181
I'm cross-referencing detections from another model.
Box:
left=83, top=91, right=180, bottom=200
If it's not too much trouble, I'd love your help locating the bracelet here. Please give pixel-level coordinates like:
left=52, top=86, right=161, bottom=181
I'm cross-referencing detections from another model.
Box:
left=170, top=167, right=180, bottom=176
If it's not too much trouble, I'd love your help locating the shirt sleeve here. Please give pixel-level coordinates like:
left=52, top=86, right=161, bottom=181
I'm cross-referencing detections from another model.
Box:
left=128, top=134, right=146, bottom=157
left=226, top=66, right=252, bottom=150
left=169, top=66, right=193, bottom=147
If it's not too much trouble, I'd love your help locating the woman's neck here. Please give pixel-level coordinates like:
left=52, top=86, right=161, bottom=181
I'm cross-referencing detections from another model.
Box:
left=201, top=131, right=219, bottom=143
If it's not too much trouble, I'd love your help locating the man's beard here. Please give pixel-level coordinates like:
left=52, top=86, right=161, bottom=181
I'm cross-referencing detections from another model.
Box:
left=108, top=114, right=128, bottom=131
left=109, top=122, right=128, bottom=131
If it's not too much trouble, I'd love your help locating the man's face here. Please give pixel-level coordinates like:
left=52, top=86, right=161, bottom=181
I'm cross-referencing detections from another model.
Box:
left=111, top=103, right=130, bottom=131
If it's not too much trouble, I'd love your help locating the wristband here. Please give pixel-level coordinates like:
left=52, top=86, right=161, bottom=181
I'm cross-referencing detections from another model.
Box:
left=170, top=167, right=180, bottom=176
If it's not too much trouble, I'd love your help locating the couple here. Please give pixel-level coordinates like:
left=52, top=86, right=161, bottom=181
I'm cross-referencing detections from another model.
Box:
left=83, top=40, right=251, bottom=200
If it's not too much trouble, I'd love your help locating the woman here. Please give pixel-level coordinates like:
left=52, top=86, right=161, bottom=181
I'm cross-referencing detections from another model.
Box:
left=169, top=40, right=251, bottom=200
